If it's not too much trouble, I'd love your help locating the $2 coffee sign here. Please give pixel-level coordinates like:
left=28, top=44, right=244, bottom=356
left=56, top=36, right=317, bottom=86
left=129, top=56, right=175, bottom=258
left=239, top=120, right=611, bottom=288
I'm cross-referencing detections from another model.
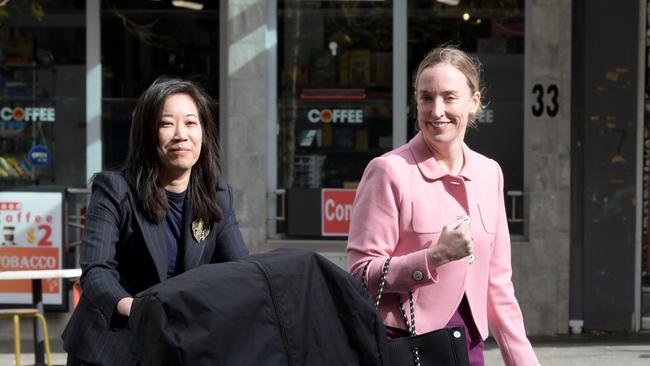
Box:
left=0, top=192, right=64, bottom=305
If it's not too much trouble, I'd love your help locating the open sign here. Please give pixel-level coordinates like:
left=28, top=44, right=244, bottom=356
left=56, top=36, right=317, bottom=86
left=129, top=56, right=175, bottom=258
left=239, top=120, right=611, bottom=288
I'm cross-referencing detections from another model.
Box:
left=28, top=144, right=51, bottom=167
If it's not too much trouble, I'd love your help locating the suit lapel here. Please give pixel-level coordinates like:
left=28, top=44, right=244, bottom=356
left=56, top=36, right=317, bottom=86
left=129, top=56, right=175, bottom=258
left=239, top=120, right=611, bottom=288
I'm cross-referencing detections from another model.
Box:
left=133, top=209, right=168, bottom=282
left=182, top=194, right=207, bottom=271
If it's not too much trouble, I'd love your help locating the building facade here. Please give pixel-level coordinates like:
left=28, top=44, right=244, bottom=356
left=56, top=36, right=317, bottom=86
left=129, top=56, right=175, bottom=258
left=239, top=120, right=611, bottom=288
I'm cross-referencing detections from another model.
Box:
left=0, top=0, right=646, bottom=340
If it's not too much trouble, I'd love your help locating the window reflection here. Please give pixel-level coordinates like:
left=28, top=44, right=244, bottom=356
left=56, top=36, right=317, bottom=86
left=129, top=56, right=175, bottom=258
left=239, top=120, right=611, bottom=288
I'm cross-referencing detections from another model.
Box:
left=277, top=0, right=394, bottom=238
left=408, top=0, right=525, bottom=236
left=0, top=0, right=86, bottom=187
left=101, top=0, right=219, bottom=168
left=278, top=0, right=394, bottom=191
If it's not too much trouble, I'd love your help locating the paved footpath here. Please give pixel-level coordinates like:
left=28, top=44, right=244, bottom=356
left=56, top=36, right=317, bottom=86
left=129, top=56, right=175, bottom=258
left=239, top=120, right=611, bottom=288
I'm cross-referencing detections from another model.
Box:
left=485, top=333, right=650, bottom=366
left=0, top=334, right=648, bottom=365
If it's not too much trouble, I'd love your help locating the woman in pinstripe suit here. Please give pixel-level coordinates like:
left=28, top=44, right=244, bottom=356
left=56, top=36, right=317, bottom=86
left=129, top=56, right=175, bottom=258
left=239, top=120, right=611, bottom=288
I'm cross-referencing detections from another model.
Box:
left=62, top=77, right=249, bottom=365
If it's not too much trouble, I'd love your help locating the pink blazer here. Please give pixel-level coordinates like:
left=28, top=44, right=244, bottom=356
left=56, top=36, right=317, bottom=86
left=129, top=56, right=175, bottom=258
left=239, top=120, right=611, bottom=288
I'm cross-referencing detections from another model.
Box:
left=347, top=132, right=539, bottom=366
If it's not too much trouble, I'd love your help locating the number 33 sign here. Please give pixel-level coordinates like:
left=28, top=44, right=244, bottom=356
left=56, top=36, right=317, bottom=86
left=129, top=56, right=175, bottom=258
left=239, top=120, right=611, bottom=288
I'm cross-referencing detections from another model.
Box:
left=532, top=83, right=559, bottom=117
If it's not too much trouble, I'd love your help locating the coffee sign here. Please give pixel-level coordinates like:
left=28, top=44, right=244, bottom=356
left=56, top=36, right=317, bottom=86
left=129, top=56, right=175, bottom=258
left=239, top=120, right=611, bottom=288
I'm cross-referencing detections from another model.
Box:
left=307, top=108, right=364, bottom=124
left=0, top=192, right=63, bottom=305
left=0, top=106, right=56, bottom=135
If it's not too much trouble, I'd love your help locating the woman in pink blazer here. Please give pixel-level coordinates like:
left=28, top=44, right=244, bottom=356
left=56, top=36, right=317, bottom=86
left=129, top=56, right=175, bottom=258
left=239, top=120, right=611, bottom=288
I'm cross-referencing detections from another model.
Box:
left=347, top=46, right=540, bottom=366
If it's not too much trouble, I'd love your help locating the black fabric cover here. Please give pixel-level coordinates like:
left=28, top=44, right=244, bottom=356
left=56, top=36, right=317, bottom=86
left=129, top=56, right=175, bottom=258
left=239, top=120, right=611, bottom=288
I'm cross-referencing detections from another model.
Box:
left=129, top=248, right=388, bottom=366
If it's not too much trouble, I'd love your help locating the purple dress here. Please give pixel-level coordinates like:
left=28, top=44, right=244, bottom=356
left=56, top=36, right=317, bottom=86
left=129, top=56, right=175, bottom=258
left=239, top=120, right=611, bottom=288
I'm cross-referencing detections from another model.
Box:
left=386, top=295, right=484, bottom=366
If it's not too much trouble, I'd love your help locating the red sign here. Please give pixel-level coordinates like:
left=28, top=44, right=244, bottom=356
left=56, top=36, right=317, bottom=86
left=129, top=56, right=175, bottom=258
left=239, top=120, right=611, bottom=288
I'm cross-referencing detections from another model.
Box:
left=0, top=247, right=60, bottom=294
left=0, top=202, right=21, bottom=211
left=321, top=189, right=356, bottom=236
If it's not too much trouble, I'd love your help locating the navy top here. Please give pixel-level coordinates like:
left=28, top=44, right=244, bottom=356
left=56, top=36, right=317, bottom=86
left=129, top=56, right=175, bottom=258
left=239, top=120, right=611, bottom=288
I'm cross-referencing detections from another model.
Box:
left=164, top=190, right=186, bottom=278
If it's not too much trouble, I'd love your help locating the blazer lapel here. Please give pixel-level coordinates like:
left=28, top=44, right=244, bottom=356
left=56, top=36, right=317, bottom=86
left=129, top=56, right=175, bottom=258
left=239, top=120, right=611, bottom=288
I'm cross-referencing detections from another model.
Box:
left=182, top=194, right=207, bottom=271
left=133, top=209, right=168, bottom=282
left=408, top=132, right=448, bottom=181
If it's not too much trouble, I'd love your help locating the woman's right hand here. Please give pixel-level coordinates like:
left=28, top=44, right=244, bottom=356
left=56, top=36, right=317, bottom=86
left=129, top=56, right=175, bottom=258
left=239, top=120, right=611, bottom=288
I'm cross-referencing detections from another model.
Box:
left=116, top=297, right=134, bottom=317
left=426, top=216, right=474, bottom=268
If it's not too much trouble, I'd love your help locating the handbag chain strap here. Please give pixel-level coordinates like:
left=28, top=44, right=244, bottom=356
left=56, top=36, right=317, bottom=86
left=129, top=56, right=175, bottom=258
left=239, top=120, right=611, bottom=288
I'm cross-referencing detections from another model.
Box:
left=397, top=293, right=417, bottom=336
left=374, top=257, right=392, bottom=308
left=363, top=258, right=422, bottom=366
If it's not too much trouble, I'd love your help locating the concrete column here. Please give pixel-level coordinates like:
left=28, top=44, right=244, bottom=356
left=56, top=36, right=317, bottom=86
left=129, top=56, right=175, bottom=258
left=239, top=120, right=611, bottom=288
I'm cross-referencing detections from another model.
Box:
left=220, top=0, right=269, bottom=253
left=86, top=0, right=101, bottom=182
left=516, top=0, right=572, bottom=335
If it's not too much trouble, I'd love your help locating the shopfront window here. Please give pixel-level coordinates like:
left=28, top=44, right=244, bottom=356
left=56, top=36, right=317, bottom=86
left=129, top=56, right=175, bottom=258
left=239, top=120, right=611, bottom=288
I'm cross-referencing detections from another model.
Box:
left=101, top=0, right=219, bottom=168
left=0, top=1, right=86, bottom=188
left=277, top=0, right=393, bottom=238
left=408, top=0, right=525, bottom=236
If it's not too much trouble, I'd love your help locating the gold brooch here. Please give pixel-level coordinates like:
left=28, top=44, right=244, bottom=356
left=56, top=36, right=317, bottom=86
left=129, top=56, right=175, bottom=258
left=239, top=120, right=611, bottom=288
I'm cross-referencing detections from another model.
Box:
left=191, top=219, right=210, bottom=243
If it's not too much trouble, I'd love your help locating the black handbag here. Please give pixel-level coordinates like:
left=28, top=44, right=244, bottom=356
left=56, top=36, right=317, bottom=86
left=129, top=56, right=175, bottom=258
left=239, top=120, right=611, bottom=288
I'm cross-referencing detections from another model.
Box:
left=363, top=257, right=470, bottom=366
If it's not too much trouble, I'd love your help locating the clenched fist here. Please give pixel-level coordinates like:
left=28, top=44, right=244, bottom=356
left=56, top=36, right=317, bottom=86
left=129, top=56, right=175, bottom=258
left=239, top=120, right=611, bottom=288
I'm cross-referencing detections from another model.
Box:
left=426, top=216, right=473, bottom=268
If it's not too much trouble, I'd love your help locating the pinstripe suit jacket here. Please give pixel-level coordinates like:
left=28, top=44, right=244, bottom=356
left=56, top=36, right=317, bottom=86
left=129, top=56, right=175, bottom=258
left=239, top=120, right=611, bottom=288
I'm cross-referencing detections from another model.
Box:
left=62, top=171, right=249, bottom=366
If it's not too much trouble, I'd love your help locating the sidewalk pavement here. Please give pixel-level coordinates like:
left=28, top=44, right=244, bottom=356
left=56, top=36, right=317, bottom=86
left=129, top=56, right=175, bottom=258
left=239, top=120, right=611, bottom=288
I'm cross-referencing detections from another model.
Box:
left=486, top=332, right=650, bottom=365
left=0, top=333, right=648, bottom=365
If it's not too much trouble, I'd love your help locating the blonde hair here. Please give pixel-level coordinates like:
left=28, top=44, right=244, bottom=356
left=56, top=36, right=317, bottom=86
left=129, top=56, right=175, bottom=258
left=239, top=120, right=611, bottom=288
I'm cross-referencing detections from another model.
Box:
left=413, top=45, right=483, bottom=128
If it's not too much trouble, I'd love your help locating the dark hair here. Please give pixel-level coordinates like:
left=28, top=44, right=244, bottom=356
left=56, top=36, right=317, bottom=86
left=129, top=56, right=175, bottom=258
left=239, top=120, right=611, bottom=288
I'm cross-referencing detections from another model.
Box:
left=413, top=45, right=484, bottom=128
left=124, top=76, right=223, bottom=225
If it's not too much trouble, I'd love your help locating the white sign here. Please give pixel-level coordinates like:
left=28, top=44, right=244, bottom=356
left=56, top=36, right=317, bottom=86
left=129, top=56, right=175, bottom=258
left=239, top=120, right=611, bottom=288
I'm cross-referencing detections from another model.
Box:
left=0, top=192, right=63, bottom=305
